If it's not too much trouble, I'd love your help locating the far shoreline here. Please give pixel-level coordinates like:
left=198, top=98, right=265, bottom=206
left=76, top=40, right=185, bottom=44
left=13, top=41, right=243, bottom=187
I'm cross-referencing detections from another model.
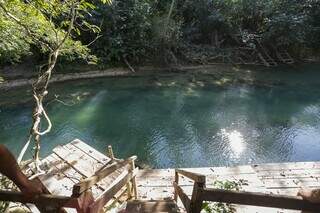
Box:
left=0, top=64, right=240, bottom=90
left=0, top=61, right=319, bottom=91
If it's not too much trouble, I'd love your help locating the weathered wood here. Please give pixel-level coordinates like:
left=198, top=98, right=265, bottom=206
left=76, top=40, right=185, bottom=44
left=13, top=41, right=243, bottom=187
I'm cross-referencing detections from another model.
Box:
left=107, top=145, right=115, bottom=159
left=126, top=181, right=133, bottom=200
left=176, top=169, right=206, bottom=183
left=53, top=145, right=103, bottom=178
left=174, top=171, right=179, bottom=201
left=190, top=182, right=204, bottom=213
left=130, top=157, right=138, bottom=199
left=173, top=181, right=191, bottom=212
left=17, top=140, right=320, bottom=213
left=38, top=155, right=78, bottom=197
left=0, top=190, right=78, bottom=209
left=199, top=188, right=320, bottom=211
left=72, top=156, right=136, bottom=196
left=89, top=168, right=138, bottom=212
left=262, top=178, right=320, bottom=189
left=107, top=186, right=128, bottom=208
left=252, top=161, right=320, bottom=171
left=126, top=200, right=178, bottom=212
left=70, top=139, right=111, bottom=164
left=55, top=144, right=123, bottom=193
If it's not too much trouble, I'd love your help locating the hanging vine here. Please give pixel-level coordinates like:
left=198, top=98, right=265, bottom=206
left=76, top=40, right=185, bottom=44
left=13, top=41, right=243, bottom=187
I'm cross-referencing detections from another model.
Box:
left=0, top=0, right=106, bottom=173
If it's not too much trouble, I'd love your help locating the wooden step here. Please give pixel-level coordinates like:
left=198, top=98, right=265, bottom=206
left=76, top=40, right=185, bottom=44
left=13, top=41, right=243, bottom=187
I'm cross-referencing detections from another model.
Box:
left=125, top=200, right=179, bottom=213
left=276, top=50, right=294, bottom=64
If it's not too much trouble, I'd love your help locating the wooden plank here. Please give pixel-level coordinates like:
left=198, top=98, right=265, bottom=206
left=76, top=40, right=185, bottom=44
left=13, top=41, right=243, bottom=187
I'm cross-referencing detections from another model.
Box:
left=176, top=169, right=206, bottom=183
left=69, top=139, right=111, bottom=164
left=39, top=155, right=99, bottom=213
left=63, top=142, right=124, bottom=180
left=54, top=142, right=137, bottom=210
left=27, top=154, right=79, bottom=213
left=72, top=156, right=136, bottom=196
left=262, top=178, right=320, bottom=189
left=55, top=144, right=127, bottom=205
left=137, top=177, right=193, bottom=187
left=252, top=162, right=320, bottom=171
left=257, top=168, right=320, bottom=178
left=126, top=200, right=178, bottom=212
left=55, top=144, right=121, bottom=185
left=47, top=154, right=103, bottom=199
left=53, top=145, right=103, bottom=177
left=137, top=186, right=176, bottom=200
left=200, top=188, right=320, bottom=211
left=38, top=154, right=76, bottom=197
left=186, top=165, right=255, bottom=176
left=267, top=187, right=320, bottom=196
left=173, top=182, right=191, bottom=212
left=137, top=169, right=173, bottom=178
left=259, top=173, right=320, bottom=180
left=89, top=168, right=138, bottom=213
left=60, top=143, right=125, bottom=189
left=0, top=190, right=78, bottom=209
left=234, top=205, right=300, bottom=213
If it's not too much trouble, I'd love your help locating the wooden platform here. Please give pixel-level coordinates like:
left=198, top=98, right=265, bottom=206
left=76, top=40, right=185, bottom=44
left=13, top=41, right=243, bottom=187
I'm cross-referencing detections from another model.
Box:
left=24, top=139, right=128, bottom=212
left=137, top=163, right=320, bottom=212
left=24, top=139, right=320, bottom=212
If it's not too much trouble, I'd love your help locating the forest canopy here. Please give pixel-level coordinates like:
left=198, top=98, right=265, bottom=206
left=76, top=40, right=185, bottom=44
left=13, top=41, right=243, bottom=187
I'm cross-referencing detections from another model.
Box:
left=0, top=0, right=319, bottom=67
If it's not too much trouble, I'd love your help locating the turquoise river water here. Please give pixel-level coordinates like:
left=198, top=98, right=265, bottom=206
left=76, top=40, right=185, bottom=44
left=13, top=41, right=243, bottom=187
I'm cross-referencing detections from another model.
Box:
left=1, top=64, right=320, bottom=168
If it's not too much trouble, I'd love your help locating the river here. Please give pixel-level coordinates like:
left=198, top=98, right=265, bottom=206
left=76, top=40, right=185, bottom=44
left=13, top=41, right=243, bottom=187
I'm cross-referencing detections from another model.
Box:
left=1, top=64, right=320, bottom=168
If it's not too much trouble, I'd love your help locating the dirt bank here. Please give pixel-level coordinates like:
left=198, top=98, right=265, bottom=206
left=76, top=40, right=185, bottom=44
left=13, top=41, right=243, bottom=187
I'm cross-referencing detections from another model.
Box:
left=0, top=64, right=237, bottom=90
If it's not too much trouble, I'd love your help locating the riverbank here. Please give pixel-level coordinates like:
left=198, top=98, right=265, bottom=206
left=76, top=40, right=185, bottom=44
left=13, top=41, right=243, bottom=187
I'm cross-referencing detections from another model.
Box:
left=2, top=60, right=320, bottom=91
left=0, top=63, right=300, bottom=91
left=0, top=64, right=236, bottom=90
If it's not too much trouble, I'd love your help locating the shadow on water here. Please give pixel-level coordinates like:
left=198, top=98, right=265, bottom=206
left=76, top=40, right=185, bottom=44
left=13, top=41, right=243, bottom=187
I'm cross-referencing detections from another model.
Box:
left=1, top=64, right=320, bottom=168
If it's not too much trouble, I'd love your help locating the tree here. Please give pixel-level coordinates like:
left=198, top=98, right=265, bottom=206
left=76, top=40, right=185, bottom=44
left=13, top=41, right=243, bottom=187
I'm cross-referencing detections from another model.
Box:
left=91, top=0, right=152, bottom=67
left=0, top=0, right=107, bottom=171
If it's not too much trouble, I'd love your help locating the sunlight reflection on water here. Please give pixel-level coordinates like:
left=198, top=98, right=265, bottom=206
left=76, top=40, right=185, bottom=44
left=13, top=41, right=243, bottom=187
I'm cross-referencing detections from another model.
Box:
left=1, top=65, right=320, bottom=168
left=220, top=129, right=245, bottom=157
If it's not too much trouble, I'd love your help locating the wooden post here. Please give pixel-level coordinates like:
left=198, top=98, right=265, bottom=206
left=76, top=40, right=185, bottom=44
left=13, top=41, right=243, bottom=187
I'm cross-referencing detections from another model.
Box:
left=107, top=145, right=114, bottom=160
left=126, top=181, right=132, bottom=200
left=130, top=158, right=138, bottom=199
left=190, top=177, right=206, bottom=213
left=126, top=157, right=138, bottom=200
left=174, top=171, right=179, bottom=201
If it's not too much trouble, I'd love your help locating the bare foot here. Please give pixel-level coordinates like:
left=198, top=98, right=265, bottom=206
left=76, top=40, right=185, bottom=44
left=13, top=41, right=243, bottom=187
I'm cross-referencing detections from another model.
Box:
left=298, top=188, right=320, bottom=204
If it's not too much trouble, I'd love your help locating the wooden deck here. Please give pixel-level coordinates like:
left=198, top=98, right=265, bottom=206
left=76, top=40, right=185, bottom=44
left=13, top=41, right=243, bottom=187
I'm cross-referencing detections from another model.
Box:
left=137, top=163, right=320, bottom=212
left=24, top=139, right=320, bottom=212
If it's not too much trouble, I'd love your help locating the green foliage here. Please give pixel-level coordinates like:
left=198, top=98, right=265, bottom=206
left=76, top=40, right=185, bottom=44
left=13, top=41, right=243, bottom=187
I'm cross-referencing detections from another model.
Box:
left=202, top=179, right=248, bottom=213
left=0, top=15, right=31, bottom=64
left=1, top=0, right=319, bottom=66
left=0, top=0, right=104, bottom=65
left=92, top=0, right=153, bottom=64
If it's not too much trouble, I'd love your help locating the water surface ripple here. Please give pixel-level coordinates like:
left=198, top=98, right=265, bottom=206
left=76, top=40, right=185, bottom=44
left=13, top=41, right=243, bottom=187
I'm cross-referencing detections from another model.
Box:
left=1, top=65, right=320, bottom=168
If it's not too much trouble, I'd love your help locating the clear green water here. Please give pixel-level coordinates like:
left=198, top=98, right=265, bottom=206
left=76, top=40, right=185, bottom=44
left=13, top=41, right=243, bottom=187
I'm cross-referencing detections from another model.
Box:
left=1, top=64, right=320, bottom=168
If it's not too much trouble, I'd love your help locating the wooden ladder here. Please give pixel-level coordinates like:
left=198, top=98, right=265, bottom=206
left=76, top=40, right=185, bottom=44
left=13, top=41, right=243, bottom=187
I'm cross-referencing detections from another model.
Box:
left=255, top=40, right=278, bottom=67
left=276, top=49, right=294, bottom=64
